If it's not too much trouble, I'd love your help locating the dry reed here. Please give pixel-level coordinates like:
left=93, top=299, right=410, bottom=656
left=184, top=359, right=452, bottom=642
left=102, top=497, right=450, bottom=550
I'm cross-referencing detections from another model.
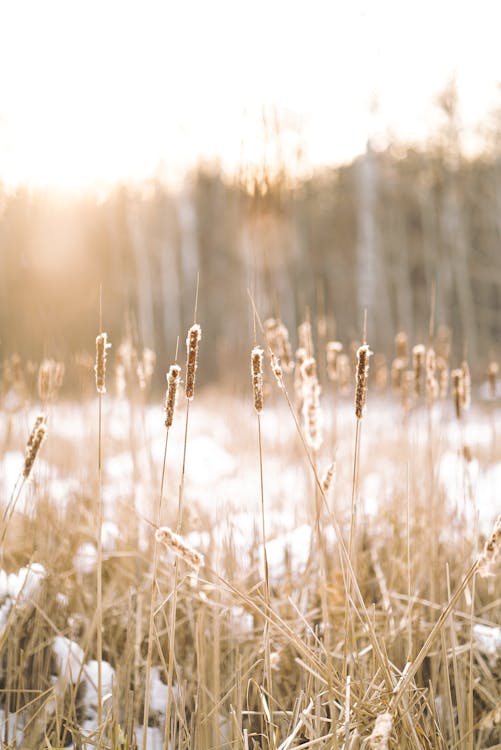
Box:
left=155, top=526, right=204, bottom=572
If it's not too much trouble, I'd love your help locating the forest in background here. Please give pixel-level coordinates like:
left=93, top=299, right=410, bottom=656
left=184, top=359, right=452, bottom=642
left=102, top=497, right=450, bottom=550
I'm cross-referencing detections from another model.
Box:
left=1, top=92, right=501, bottom=392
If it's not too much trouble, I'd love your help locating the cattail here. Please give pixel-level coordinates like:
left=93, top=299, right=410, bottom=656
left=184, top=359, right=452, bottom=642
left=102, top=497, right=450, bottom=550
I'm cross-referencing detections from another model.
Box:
left=488, top=361, right=499, bottom=399
left=275, top=323, right=293, bottom=373
left=477, top=515, right=501, bottom=578
left=298, top=321, right=313, bottom=355
left=164, top=364, right=181, bottom=428
left=436, top=356, right=449, bottom=398
left=369, top=711, right=393, bottom=750
left=412, top=345, right=426, bottom=398
left=326, top=341, right=343, bottom=382
left=355, top=344, right=372, bottom=419
left=395, top=331, right=408, bottom=362
left=95, top=333, right=111, bottom=395
left=301, top=365, right=322, bottom=451
left=38, top=360, right=52, bottom=403
left=321, top=461, right=336, bottom=493
left=452, top=368, right=463, bottom=419
left=436, top=325, right=451, bottom=362
left=426, top=348, right=438, bottom=408
left=23, top=416, right=47, bottom=479
left=185, top=324, right=201, bottom=401
left=251, top=346, right=264, bottom=414
left=270, top=353, right=284, bottom=389
left=337, top=353, right=351, bottom=394
left=155, top=526, right=204, bottom=572
left=401, top=371, right=414, bottom=415
left=461, top=360, right=471, bottom=411
left=391, top=358, right=405, bottom=393
left=294, top=347, right=307, bottom=410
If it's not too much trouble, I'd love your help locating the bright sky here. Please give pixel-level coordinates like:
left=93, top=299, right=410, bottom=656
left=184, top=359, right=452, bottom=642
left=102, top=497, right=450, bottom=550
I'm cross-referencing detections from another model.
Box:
left=0, top=0, right=500, bottom=190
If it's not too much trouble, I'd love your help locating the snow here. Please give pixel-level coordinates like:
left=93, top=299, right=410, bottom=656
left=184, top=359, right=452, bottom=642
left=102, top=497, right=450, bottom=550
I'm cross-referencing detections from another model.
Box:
left=473, top=623, right=501, bottom=661
left=53, top=636, right=86, bottom=683
left=73, top=542, right=98, bottom=574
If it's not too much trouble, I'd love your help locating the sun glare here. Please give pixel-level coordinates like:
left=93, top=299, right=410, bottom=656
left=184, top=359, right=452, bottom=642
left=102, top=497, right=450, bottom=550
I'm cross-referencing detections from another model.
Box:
left=0, top=0, right=501, bottom=190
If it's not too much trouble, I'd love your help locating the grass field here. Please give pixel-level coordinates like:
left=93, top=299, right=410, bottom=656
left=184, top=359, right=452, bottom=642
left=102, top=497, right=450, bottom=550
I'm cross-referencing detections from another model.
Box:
left=0, top=324, right=500, bottom=749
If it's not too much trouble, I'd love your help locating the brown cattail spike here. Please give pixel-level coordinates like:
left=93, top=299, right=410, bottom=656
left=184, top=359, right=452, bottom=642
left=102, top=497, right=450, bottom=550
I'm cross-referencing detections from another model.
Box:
left=23, top=416, right=47, bottom=479
left=355, top=344, right=372, bottom=419
left=301, top=357, right=322, bottom=451
left=164, top=364, right=181, bottom=428
left=95, top=333, right=111, bottom=395
left=412, top=344, right=426, bottom=398
left=395, top=331, right=408, bottom=362
left=452, top=368, right=463, bottom=419
left=326, top=341, right=343, bottom=382
left=461, top=360, right=471, bottom=411
left=477, top=515, right=501, bottom=578
left=488, top=361, right=499, bottom=399
left=185, top=324, right=201, bottom=401
left=155, top=526, right=204, bottom=572
left=251, top=346, right=264, bottom=414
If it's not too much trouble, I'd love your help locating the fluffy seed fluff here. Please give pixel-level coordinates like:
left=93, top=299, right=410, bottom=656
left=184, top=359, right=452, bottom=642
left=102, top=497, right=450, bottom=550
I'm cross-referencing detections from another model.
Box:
left=355, top=344, right=372, bottom=419
left=95, top=333, right=111, bottom=395
left=155, top=526, right=204, bottom=572
left=369, top=711, right=393, bottom=750
left=477, top=515, right=501, bottom=578
left=164, top=364, right=181, bottom=428
left=251, top=346, right=264, bottom=413
left=23, top=415, right=47, bottom=479
left=185, top=324, right=202, bottom=400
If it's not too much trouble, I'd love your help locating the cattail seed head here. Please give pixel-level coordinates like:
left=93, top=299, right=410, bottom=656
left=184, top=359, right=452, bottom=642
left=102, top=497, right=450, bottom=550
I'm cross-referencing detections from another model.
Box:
left=461, top=360, right=471, bottom=411
left=426, top=348, right=438, bottom=408
left=155, top=526, right=204, bottom=572
left=164, top=364, right=181, bottom=428
left=452, top=368, right=463, bottom=419
left=401, top=370, right=415, bottom=415
left=412, top=344, right=426, bottom=398
left=326, top=341, right=343, bottom=382
left=23, top=415, right=47, bottom=479
left=477, top=515, right=501, bottom=578
left=488, top=361, right=499, bottom=399
left=337, top=353, right=351, bottom=394
left=436, top=356, right=449, bottom=398
left=185, top=324, right=201, bottom=401
left=294, top=347, right=307, bottom=410
left=369, top=711, right=393, bottom=750
left=321, top=461, right=336, bottom=494
left=270, top=353, right=284, bottom=389
left=302, top=365, right=322, bottom=451
left=395, top=331, right=408, bottom=362
left=95, top=333, right=111, bottom=395
left=355, top=344, right=372, bottom=419
left=391, top=357, right=405, bottom=393
left=298, top=320, right=313, bottom=355
left=275, top=323, right=293, bottom=373
left=251, top=346, right=264, bottom=413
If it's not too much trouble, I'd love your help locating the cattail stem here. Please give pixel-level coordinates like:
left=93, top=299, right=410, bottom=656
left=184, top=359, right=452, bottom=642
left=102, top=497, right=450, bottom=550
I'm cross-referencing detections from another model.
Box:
left=142, top=428, right=170, bottom=750
left=96, top=390, right=103, bottom=735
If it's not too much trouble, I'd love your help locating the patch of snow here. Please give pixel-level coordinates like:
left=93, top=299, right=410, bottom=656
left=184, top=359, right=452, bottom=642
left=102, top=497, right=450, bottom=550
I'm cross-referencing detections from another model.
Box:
left=73, top=542, right=98, bottom=574
left=101, top=521, right=119, bottom=553
left=53, top=636, right=85, bottom=683
left=473, top=624, right=501, bottom=661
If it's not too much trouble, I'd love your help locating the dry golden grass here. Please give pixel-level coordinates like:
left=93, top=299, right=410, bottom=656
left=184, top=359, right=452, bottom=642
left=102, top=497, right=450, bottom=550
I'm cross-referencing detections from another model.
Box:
left=0, top=318, right=500, bottom=749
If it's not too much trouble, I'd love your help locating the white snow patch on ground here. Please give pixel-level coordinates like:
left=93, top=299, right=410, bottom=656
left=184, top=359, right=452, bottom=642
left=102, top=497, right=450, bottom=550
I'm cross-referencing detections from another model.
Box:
left=73, top=542, right=98, bottom=574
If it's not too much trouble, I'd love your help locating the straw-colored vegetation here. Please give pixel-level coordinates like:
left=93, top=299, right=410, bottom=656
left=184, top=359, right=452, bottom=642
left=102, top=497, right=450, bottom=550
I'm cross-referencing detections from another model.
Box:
left=0, top=314, right=500, bottom=750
